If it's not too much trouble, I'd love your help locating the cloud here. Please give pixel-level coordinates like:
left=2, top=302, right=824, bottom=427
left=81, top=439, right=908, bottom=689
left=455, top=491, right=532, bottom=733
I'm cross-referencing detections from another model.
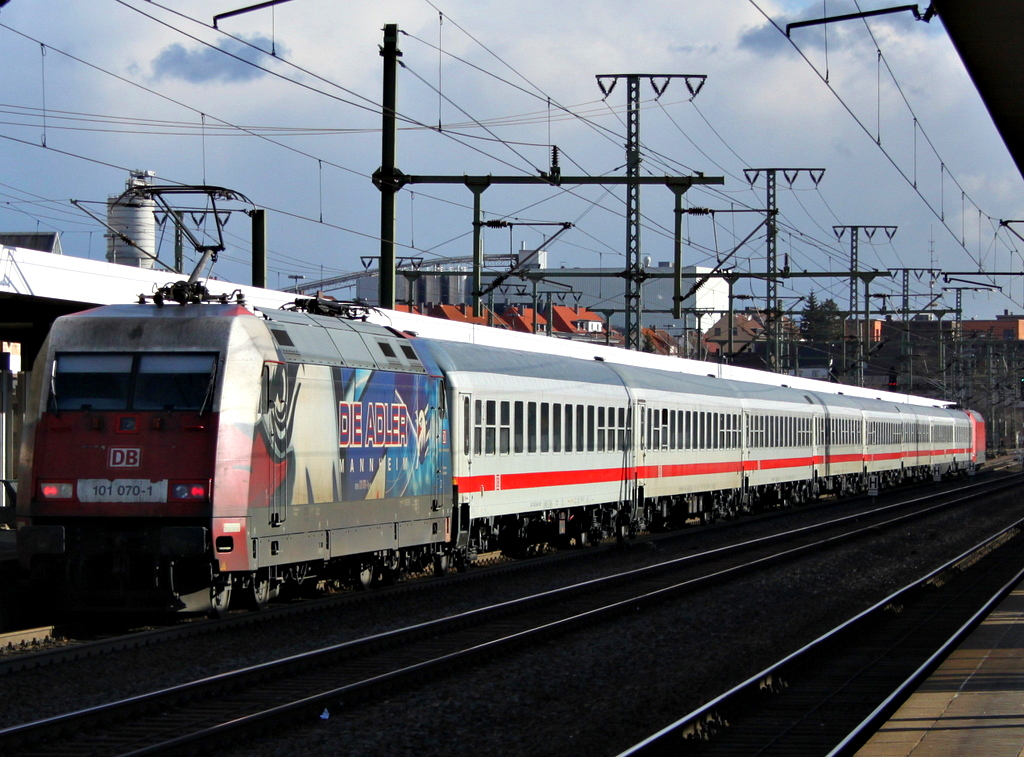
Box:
left=151, top=35, right=286, bottom=84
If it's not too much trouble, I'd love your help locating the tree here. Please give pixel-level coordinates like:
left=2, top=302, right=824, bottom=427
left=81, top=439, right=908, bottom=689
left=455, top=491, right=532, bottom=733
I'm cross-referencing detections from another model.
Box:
left=801, top=293, right=843, bottom=342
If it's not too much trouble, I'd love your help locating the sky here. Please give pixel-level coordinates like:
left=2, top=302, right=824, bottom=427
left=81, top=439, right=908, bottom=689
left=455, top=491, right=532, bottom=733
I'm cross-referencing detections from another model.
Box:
left=1, top=0, right=1022, bottom=322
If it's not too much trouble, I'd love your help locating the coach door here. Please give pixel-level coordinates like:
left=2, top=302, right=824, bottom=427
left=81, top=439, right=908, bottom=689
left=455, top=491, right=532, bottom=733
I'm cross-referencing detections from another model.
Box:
left=627, top=400, right=646, bottom=521
left=814, top=397, right=832, bottom=480
left=261, top=362, right=289, bottom=527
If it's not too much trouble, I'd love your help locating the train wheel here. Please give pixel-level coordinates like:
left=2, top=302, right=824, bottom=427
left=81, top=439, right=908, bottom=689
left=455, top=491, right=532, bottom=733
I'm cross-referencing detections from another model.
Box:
left=357, top=563, right=373, bottom=590
left=246, top=570, right=271, bottom=611
left=210, top=581, right=232, bottom=618
left=432, top=552, right=449, bottom=577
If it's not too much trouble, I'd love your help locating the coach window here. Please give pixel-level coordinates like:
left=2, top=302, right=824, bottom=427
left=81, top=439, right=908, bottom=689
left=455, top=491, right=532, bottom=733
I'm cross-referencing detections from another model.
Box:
left=485, top=400, right=497, bottom=454
left=576, top=404, right=586, bottom=452
left=564, top=404, right=573, bottom=452
left=513, top=401, right=524, bottom=454
left=552, top=403, right=562, bottom=452
left=463, top=397, right=471, bottom=456
left=500, top=401, right=511, bottom=454
left=473, top=400, right=483, bottom=455
left=587, top=405, right=595, bottom=452
left=597, top=407, right=606, bottom=452
left=540, top=403, right=550, bottom=453
left=711, top=413, right=719, bottom=450
left=528, top=402, right=538, bottom=453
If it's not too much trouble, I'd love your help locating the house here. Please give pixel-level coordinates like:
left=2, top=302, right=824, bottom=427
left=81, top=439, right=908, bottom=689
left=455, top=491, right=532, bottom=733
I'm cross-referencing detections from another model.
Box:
left=425, top=303, right=510, bottom=329
left=501, top=306, right=548, bottom=334
left=548, top=305, right=606, bottom=335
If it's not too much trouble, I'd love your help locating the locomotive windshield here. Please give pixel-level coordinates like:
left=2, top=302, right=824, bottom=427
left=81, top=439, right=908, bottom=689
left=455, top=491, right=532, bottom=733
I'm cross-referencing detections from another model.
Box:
left=52, top=353, right=217, bottom=412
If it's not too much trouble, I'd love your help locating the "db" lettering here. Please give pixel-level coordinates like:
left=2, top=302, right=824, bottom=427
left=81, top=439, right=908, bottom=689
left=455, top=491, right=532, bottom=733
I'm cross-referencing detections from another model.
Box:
left=109, top=447, right=141, bottom=468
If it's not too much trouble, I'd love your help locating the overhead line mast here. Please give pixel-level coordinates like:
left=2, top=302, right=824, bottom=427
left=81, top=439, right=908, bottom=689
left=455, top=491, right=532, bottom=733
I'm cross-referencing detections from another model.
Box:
left=373, top=28, right=723, bottom=340
left=597, top=73, right=708, bottom=350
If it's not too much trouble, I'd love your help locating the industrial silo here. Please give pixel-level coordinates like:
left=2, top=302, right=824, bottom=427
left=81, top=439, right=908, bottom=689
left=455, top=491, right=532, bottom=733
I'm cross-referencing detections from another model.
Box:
left=106, top=170, right=157, bottom=268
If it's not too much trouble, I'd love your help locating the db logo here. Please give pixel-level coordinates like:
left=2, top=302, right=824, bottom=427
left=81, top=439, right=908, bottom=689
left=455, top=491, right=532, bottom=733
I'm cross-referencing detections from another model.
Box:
left=108, top=447, right=141, bottom=468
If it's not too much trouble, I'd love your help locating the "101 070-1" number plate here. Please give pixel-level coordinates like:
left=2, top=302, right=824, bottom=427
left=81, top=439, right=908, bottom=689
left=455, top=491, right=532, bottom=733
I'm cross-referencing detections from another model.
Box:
left=78, top=479, right=168, bottom=503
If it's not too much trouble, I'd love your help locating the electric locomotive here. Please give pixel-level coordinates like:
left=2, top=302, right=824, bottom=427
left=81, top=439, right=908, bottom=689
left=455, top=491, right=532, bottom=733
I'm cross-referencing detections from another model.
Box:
left=16, top=293, right=452, bottom=613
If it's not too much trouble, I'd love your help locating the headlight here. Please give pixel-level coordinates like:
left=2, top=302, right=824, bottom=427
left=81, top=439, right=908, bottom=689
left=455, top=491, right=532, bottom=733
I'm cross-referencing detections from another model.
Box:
left=39, top=482, right=73, bottom=499
left=170, top=481, right=209, bottom=501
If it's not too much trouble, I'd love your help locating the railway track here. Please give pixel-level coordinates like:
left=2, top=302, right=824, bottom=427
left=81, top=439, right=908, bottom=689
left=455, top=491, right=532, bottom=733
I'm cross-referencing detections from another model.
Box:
left=0, top=469, right=1015, bottom=676
left=0, top=472, right=1019, bottom=756
left=616, top=517, right=1024, bottom=755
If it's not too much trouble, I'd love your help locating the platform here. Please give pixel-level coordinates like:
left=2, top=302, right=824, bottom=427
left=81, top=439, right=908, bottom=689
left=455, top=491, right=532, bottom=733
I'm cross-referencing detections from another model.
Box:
left=857, top=581, right=1024, bottom=756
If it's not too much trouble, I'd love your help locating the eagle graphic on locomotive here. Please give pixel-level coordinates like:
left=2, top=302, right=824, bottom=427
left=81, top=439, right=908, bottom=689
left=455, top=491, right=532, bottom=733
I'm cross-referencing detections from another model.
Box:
left=15, top=284, right=985, bottom=614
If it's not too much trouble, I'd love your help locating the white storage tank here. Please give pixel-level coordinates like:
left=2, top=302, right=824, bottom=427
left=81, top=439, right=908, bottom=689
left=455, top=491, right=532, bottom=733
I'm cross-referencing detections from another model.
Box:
left=106, top=170, right=157, bottom=268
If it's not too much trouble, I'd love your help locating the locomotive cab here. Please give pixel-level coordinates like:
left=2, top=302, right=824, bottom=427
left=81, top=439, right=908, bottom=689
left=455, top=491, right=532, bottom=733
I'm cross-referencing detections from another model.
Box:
left=16, top=304, right=245, bottom=613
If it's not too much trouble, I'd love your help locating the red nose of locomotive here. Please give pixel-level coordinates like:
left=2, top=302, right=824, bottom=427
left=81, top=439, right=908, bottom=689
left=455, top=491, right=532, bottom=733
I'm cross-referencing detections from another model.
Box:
left=18, top=350, right=220, bottom=611
left=33, top=408, right=215, bottom=518
left=30, top=352, right=217, bottom=518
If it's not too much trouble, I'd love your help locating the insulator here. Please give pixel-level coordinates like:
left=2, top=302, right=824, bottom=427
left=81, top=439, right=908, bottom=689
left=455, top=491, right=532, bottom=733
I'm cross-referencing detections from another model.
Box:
left=551, top=145, right=560, bottom=167
left=483, top=220, right=510, bottom=228
left=686, top=207, right=712, bottom=215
